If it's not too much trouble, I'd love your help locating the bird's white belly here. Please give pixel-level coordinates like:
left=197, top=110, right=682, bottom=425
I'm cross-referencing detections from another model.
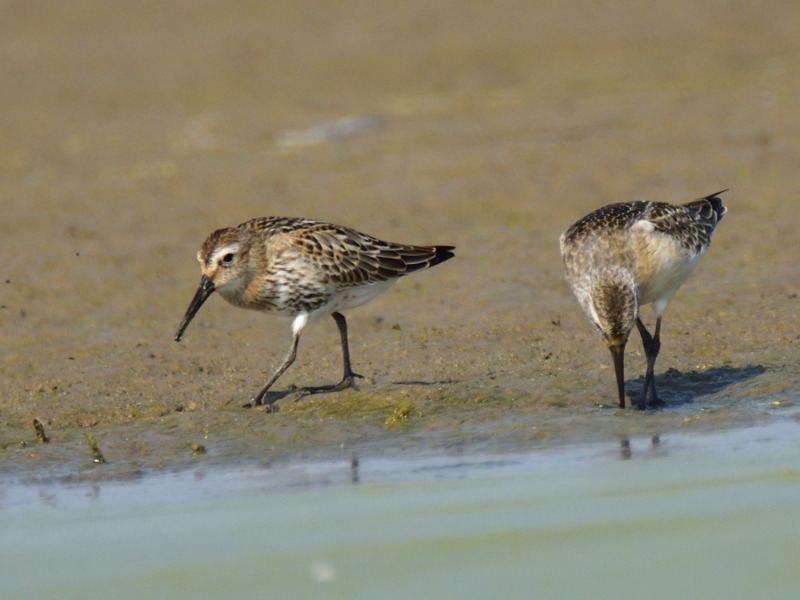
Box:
left=324, top=280, right=396, bottom=312
left=636, top=230, right=704, bottom=316
left=300, top=279, right=396, bottom=325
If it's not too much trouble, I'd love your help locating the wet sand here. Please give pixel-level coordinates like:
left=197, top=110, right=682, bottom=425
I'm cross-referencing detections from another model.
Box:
left=1, top=0, right=799, bottom=479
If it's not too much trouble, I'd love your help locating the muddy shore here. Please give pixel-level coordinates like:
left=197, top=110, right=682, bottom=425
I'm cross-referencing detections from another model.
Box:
left=1, top=0, right=799, bottom=480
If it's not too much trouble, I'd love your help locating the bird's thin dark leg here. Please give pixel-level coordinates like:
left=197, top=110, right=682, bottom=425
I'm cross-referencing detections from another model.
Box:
left=245, top=333, right=300, bottom=408
left=609, top=343, right=627, bottom=409
left=296, top=312, right=364, bottom=397
left=635, top=317, right=664, bottom=409
left=648, top=317, right=664, bottom=407
left=330, top=311, right=363, bottom=391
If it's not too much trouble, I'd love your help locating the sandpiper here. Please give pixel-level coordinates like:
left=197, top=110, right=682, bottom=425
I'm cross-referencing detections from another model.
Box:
left=560, top=191, right=727, bottom=409
left=175, top=217, right=455, bottom=409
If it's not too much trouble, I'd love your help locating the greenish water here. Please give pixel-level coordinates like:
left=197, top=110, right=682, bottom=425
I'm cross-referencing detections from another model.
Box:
left=2, top=422, right=800, bottom=599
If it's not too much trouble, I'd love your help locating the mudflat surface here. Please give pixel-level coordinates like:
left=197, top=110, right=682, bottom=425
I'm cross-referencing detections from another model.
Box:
left=1, top=0, right=799, bottom=479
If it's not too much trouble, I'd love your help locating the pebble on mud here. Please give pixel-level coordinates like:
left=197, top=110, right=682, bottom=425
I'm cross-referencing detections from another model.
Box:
left=86, top=432, right=106, bottom=464
left=32, top=418, right=49, bottom=443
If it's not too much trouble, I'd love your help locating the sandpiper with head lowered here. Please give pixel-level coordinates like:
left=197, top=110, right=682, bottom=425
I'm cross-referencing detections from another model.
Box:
left=175, top=217, right=454, bottom=409
left=559, top=191, right=727, bottom=409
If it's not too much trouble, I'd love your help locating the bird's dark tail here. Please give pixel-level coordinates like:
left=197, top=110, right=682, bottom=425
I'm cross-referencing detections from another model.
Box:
left=701, top=189, right=728, bottom=220
left=430, top=246, right=456, bottom=267
left=387, top=244, right=455, bottom=277
left=685, top=190, right=727, bottom=231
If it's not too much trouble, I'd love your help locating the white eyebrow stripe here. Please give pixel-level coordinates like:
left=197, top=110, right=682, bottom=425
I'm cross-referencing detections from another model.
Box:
left=209, top=244, right=240, bottom=265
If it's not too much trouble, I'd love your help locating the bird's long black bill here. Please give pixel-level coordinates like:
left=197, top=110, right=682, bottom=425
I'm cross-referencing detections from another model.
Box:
left=610, top=344, right=626, bottom=409
left=175, top=275, right=215, bottom=342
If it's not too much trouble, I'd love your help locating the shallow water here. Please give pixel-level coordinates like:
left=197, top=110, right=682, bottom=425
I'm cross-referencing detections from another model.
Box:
left=3, top=421, right=800, bottom=599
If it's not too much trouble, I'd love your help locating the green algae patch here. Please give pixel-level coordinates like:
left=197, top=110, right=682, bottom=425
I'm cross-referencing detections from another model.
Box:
left=277, top=388, right=425, bottom=421
left=383, top=405, right=413, bottom=427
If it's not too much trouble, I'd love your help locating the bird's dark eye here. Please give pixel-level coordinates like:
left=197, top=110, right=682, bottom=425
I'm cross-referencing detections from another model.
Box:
left=222, top=253, right=235, bottom=264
